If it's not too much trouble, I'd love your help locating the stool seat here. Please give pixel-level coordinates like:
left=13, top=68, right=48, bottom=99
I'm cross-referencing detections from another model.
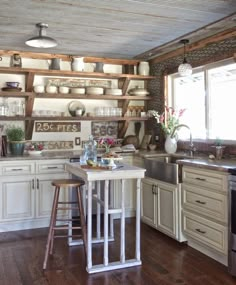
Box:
left=43, top=178, right=87, bottom=270
left=52, top=179, right=85, bottom=188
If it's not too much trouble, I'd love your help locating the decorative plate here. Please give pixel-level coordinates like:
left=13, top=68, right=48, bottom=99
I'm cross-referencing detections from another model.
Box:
left=68, top=101, right=86, bottom=116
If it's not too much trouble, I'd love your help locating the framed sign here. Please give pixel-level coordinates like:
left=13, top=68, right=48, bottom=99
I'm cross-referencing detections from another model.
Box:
left=35, top=122, right=81, bottom=132
left=91, top=122, right=118, bottom=138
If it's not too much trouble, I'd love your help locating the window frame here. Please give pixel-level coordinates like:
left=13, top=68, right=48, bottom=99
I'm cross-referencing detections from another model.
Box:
left=168, top=57, right=236, bottom=144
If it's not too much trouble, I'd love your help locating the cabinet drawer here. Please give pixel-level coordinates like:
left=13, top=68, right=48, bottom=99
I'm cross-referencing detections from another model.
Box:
left=36, top=160, right=67, bottom=174
left=182, top=166, right=228, bottom=193
left=0, top=162, right=35, bottom=176
left=182, top=184, right=227, bottom=223
left=182, top=210, right=227, bottom=254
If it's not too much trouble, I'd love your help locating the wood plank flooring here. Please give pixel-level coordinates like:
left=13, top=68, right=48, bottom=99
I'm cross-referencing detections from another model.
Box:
left=0, top=218, right=235, bottom=285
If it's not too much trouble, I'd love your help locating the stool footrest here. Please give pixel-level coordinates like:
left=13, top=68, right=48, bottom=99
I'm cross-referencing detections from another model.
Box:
left=54, top=234, right=83, bottom=238
left=53, top=226, right=82, bottom=230
left=58, top=201, right=78, bottom=204
left=56, top=207, right=79, bottom=210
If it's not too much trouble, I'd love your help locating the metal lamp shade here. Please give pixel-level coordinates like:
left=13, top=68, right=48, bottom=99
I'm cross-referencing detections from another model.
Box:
left=25, top=23, right=57, bottom=48
left=25, top=36, right=57, bottom=48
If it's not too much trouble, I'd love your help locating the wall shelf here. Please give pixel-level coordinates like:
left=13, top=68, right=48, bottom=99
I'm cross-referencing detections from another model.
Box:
left=0, top=66, right=156, bottom=139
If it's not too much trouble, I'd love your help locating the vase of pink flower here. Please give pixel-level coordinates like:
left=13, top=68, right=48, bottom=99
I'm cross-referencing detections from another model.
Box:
left=98, top=137, right=115, bottom=154
left=149, top=106, right=186, bottom=154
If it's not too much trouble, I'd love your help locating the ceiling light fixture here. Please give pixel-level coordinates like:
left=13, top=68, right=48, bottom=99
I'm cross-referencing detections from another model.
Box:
left=178, top=39, right=192, bottom=76
left=25, top=23, right=57, bottom=48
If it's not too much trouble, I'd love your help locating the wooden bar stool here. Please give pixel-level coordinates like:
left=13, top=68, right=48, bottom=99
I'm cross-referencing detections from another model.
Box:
left=43, top=179, right=87, bottom=270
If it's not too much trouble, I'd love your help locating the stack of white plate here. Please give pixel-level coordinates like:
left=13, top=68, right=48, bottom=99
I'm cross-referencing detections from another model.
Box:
left=71, top=87, right=85, bottom=94
left=86, top=86, right=104, bottom=95
left=105, top=88, right=122, bottom=96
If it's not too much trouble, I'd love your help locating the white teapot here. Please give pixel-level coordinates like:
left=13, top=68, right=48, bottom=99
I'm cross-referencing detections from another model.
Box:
left=71, top=57, right=84, bottom=71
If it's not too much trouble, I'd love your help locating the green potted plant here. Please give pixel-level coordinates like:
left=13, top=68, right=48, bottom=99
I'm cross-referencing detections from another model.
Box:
left=6, top=126, right=25, bottom=155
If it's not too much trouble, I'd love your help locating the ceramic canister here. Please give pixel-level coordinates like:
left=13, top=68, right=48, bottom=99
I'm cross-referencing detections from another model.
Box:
left=138, top=61, right=150, bottom=76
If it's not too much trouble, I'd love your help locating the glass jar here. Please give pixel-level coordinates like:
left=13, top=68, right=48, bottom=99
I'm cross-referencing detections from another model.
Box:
left=83, top=135, right=97, bottom=163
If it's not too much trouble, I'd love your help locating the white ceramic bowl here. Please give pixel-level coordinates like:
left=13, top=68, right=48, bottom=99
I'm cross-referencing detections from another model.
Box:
left=34, top=85, right=45, bottom=93
left=71, top=87, right=85, bottom=94
left=46, top=86, right=57, bottom=94
left=59, top=86, right=69, bottom=94
left=28, top=150, right=42, bottom=156
left=86, top=87, right=104, bottom=95
left=105, top=88, right=122, bottom=96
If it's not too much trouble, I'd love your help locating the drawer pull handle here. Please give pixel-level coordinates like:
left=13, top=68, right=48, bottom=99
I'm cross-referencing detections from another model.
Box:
left=195, top=200, right=206, bottom=205
left=32, top=179, right=35, bottom=189
left=47, top=166, right=58, bottom=169
left=195, top=228, right=206, bottom=234
left=11, top=168, right=23, bottom=171
left=195, top=177, right=206, bottom=181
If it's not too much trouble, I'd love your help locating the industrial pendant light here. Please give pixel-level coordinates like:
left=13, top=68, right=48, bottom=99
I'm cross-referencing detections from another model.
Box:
left=178, top=39, right=192, bottom=76
left=25, top=23, right=57, bottom=48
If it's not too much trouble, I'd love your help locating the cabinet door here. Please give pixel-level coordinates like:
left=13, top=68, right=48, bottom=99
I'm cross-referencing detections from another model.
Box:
left=156, top=181, right=177, bottom=238
left=36, top=173, right=68, bottom=218
left=0, top=176, right=34, bottom=221
left=141, top=178, right=156, bottom=227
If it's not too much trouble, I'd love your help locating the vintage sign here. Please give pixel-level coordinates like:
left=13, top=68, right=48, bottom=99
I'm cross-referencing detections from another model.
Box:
left=48, top=141, right=73, bottom=149
left=35, top=122, right=81, bottom=132
left=91, top=122, right=118, bottom=138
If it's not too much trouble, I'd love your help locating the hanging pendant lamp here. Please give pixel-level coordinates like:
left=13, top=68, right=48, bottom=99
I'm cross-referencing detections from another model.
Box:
left=25, top=23, right=57, bottom=48
left=178, top=39, right=192, bottom=76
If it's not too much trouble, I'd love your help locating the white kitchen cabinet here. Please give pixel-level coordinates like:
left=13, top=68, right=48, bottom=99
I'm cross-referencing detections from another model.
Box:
left=0, top=159, right=69, bottom=232
left=181, top=165, right=229, bottom=265
left=141, top=178, right=156, bottom=227
left=141, top=177, right=184, bottom=241
left=0, top=175, right=35, bottom=221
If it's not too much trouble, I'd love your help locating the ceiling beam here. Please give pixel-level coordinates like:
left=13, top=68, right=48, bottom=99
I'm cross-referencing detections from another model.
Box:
left=0, top=50, right=139, bottom=65
left=150, top=27, right=236, bottom=64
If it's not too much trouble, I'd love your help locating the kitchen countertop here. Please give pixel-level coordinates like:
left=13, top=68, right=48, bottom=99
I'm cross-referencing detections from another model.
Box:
left=176, top=158, right=236, bottom=172
left=1, top=149, right=236, bottom=173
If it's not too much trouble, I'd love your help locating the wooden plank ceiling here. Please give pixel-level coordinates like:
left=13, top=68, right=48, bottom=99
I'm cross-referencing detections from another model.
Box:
left=0, top=0, right=235, bottom=60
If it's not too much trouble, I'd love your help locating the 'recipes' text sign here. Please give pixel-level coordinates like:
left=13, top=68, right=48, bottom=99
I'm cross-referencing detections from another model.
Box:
left=35, top=122, right=81, bottom=132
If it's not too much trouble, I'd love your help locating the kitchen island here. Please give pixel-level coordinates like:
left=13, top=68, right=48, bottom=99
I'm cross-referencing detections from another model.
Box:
left=65, top=161, right=145, bottom=274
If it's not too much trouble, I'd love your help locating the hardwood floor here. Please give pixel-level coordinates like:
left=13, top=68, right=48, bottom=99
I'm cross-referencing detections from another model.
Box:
left=0, top=218, right=235, bottom=285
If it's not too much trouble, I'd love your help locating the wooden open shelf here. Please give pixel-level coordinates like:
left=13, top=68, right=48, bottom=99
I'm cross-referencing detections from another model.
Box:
left=0, top=66, right=156, bottom=139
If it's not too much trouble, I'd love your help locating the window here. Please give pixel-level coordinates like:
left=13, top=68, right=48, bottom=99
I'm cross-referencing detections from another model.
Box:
left=168, top=58, right=236, bottom=142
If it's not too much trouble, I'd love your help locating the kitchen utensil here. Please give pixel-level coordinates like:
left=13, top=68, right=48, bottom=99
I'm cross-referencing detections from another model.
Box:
left=68, top=101, right=85, bottom=116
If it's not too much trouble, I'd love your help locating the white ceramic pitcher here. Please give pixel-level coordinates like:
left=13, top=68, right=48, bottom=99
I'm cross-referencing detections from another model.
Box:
left=71, top=57, right=84, bottom=71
